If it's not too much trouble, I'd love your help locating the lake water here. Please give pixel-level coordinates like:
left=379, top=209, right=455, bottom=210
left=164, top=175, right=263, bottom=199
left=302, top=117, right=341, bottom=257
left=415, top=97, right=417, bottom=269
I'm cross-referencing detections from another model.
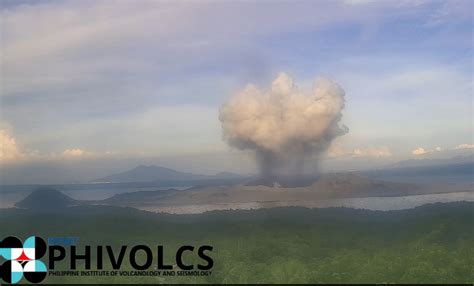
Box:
left=1, top=184, right=473, bottom=213
left=144, top=191, right=474, bottom=214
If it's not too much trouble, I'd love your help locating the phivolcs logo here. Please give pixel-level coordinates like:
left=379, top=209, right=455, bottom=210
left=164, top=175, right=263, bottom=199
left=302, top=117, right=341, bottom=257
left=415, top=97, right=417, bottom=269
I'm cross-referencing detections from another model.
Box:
left=0, top=235, right=214, bottom=283
left=0, top=236, right=48, bottom=284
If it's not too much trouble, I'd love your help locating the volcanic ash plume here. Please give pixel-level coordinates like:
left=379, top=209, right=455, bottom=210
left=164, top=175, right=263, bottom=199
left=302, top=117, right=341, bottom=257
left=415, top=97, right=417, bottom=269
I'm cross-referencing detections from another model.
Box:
left=219, top=73, right=348, bottom=177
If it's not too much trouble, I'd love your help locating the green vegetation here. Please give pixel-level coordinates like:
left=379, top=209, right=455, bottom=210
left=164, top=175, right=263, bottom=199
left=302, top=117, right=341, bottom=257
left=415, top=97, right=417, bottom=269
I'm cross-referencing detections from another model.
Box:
left=1, top=202, right=473, bottom=284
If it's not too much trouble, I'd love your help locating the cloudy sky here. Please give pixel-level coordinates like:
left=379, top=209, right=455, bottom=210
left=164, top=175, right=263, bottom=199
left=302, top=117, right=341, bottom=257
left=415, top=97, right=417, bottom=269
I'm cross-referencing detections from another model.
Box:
left=0, top=0, right=472, bottom=182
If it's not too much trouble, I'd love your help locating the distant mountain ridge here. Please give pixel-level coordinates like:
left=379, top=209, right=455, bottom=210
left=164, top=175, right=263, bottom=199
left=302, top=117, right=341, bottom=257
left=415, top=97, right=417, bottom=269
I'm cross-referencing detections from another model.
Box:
left=310, top=173, right=423, bottom=197
left=95, top=165, right=243, bottom=183
left=363, top=157, right=474, bottom=185
left=387, top=154, right=474, bottom=169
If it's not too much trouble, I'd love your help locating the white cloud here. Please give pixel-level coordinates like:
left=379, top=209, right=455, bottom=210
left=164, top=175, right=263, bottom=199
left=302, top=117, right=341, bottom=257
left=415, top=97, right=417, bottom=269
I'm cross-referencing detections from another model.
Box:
left=453, top=143, right=474, bottom=150
left=344, top=0, right=376, bottom=5
left=327, top=142, right=392, bottom=158
left=344, top=0, right=427, bottom=7
left=426, top=0, right=473, bottom=27
left=62, top=148, right=87, bottom=157
left=411, top=144, right=474, bottom=157
left=0, top=129, right=24, bottom=163
left=326, top=141, right=347, bottom=158
left=352, top=147, right=392, bottom=158
left=412, top=147, right=428, bottom=156
left=412, top=146, right=443, bottom=156
left=1, top=126, right=102, bottom=162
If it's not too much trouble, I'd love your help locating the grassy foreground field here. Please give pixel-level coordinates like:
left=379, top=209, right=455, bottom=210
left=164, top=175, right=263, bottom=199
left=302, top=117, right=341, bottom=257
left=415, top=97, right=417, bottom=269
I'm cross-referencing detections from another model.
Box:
left=1, top=202, right=473, bottom=284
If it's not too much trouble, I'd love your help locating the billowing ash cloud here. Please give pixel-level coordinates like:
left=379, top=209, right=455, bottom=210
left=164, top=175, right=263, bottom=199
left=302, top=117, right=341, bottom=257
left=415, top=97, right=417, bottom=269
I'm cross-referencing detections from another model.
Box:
left=219, top=73, right=348, bottom=177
